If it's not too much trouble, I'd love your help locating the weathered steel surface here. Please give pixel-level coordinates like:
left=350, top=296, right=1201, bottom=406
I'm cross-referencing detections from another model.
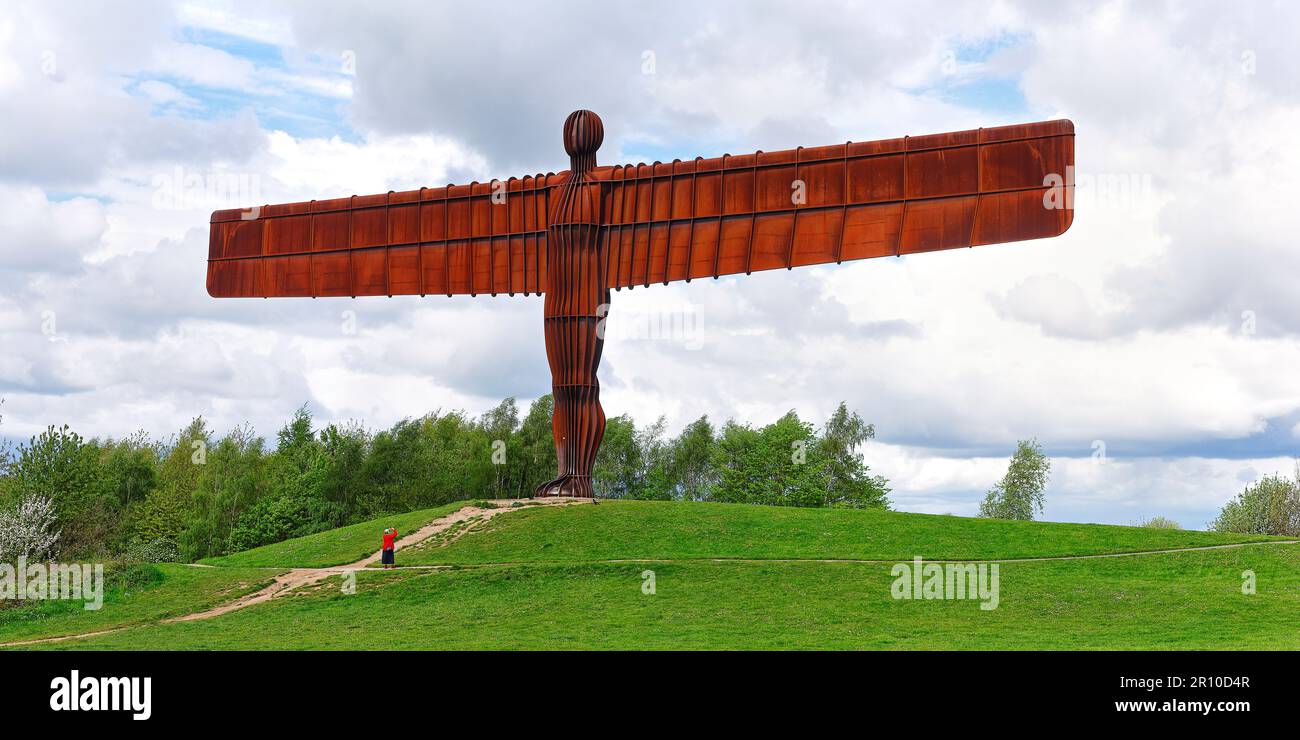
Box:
left=207, top=118, right=1073, bottom=299
left=535, top=110, right=607, bottom=498
left=206, top=111, right=1075, bottom=497
left=208, top=175, right=560, bottom=298
left=596, top=119, right=1074, bottom=288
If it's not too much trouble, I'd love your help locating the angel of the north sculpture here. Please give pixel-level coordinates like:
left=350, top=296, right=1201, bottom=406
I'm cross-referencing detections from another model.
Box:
left=207, top=110, right=1075, bottom=498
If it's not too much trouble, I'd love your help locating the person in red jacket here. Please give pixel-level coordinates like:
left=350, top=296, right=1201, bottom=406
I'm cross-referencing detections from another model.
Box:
left=381, top=527, right=398, bottom=569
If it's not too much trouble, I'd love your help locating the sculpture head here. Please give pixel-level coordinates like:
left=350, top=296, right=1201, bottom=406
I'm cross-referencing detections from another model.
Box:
left=563, top=109, right=603, bottom=172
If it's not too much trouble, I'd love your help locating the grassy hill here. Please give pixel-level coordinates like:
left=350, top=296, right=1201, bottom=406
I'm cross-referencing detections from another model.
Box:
left=391, top=499, right=1277, bottom=564
left=5, top=500, right=1297, bottom=650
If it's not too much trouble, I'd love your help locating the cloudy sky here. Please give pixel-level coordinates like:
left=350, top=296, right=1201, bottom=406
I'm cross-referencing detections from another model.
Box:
left=2, top=0, right=1298, bottom=527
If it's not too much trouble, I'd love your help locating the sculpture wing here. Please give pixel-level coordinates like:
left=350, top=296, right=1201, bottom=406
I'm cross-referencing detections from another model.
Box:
left=596, top=120, right=1074, bottom=289
left=206, top=174, right=564, bottom=298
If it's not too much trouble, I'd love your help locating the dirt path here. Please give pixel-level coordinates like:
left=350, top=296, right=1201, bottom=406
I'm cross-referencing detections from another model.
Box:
left=1, top=627, right=130, bottom=648
left=0, top=498, right=587, bottom=646
left=168, top=498, right=588, bottom=622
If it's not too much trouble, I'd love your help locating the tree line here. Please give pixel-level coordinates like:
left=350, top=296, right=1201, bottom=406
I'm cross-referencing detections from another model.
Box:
left=6, top=393, right=1291, bottom=566
left=0, top=398, right=889, bottom=562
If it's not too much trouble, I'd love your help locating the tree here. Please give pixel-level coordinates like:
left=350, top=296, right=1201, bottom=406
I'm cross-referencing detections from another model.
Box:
left=481, top=397, right=521, bottom=498
left=10, top=425, right=105, bottom=556
left=227, top=494, right=311, bottom=552
left=180, top=424, right=268, bottom=559
left=636, top=417, right=675, bottom=500
left=515, top=395, right=557, bottom=496
left=594, top=414, right=642, bottom=498
left=261, top=405, right=339, bottom=535
left=94, top=431, right=159, bottom=509
left=277, top=404, right=316, bottom=454
left=125, top=418, right=208, bottom=550
left=818, top=402, right=890, bottom=509
left=713, top=411, right=826, bottom=507
left=671, top=416, right=717, bottom=502
left=0, top=495, right=61, bottom=561
left=1211, top=467, right=1300, bottom=536
left=317, top=420, right=369, bottom=519
left=979, top=439, right=1051, bottom=521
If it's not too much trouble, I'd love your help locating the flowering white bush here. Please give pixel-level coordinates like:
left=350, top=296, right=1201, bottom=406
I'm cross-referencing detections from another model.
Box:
left=0, top=495, right=62, bottom=562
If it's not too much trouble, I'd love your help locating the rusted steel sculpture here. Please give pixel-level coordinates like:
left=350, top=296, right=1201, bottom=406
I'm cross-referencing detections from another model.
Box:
left=208, top=110, right=1074, bottom=497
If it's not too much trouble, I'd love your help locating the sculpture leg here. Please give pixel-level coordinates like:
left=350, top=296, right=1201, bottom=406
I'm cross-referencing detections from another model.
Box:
left=535, top=320, right=605, bottom=498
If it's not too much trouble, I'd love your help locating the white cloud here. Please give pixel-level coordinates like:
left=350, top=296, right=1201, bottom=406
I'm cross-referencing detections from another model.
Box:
left=0, top=185, right=106, bottom=278
left=134, top=79, right=202, bottom=109
left=148, top=41, right=261, bottom=91
left=2, top=0, right=1299, bottom=527
left=261, top=130, right=488, bottom=197
left=174, top=0, right=295, bottom=46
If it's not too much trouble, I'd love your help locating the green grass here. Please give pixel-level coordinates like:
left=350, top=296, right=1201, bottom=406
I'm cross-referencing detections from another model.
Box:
left=8, top=500, right=1296, bottom=650
left=397, top=500, right=1281, bottom=565
left=30, top=544, right=1300, bottom=650
left=202, top=501, right=473, bottom=568
left=0, top=564, right=280, bottom=645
